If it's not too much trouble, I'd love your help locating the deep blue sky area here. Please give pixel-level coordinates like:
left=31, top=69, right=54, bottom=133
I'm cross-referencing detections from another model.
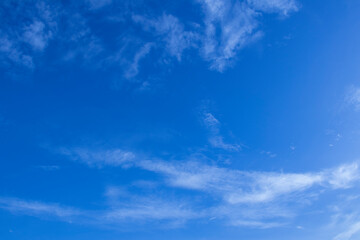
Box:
left=1, top=0, right=360, bottom=239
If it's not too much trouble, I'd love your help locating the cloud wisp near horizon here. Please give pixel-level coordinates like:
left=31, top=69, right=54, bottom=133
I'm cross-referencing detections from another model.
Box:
left=2, top=144, right=359, bottom=230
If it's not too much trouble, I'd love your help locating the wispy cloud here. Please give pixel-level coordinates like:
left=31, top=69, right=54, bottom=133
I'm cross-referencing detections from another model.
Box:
left=202, top=112, right=242, bottom=151
left=124, top=43, right=154, bottom=79
left=4, top=152, right=360, bottom=229
left=1, top=0, right=299, bottom=79
left=59, top=147, right=360, bottom=205
left=346, top=86, right=360, bottom=111
left=133, top=14, right=199, bottom=61
left=334, top=222, right=360, bottom=240
left=131, top=0, right=299, bottom=72
left=195, top=0, right=299, bottom=71
left=23, top=20, right=53, bottom=51
left=199, top=0, right=262, bottom=71
left=104, top=188, right=199, bottom=224
left=0, top=1, right=58, bottom=69
left=58, top=147, right=135, bottom=168
left=87, top=0, right=112, bottom=10
left=137, top=158, right=330, bottom=204
left=0, top=34, right=34, bottom=68
left=247, top=0, right=299, bottom=15
left=0, top=193, right=200, bottom=228
left=0, top=197, right=81, bottom=219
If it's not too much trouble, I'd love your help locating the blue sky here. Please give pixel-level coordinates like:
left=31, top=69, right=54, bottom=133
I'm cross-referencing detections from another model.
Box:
left=1, top=0, right=360, bottom=239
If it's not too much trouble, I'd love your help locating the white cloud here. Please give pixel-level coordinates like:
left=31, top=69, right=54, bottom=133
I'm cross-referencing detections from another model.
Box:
left=208, top=136, right=242, bottom=151
left=199, top=0, right=262, bottom=71
left=104, top=195, right=199, bottom=223
left=346, top=86, right=360, bottom=111
left=58, top=148, right=135, bottom=168
left=133, top=14, right=199, bottom=61
left=202, top=112, right=241, bottom=151
left=203, top=112, right=220, bottom=127
left=0, top=194, right=199, bottom=227
left=327, top=162, right=360, bottom=189
left=334, top=222, right=360, bottom=240
left=87, top=0, right=112, bottom=9
left=0, top=1, right=58, bottom=69
left=0, top=34, right=34, bottom=68
left=59, top=147, right=360, bottom=205
left=124, top=42, right=154, bottom=79
left=23, top=20, right=51, bottom=51
left=4, top=157, right=360, bottom=229
left=0, top=197, right=81, bottom=219
left=247, top=0, right=299, bottom=15
left=230, top=219, right=284, bottom=228
left=197, top=0, right=299, bottom=71
left=1, top=0, right=299, bottom=75
left=138, top=159, right=325, bottom=204
left=131, top=0, right=299, bottom=71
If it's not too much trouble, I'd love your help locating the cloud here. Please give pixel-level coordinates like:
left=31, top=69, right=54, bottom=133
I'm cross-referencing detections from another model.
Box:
left=327, top=162, right=360, bottom=189
left=0, top=193, right=199, bottom=228
left=199, top=0, right=262, bottom=71
left=229, top=219, right=284, bottom=228
left=59, top=147, right=360, bottom=205
left=202, top=112, right=242, bottom=151
left=346, top=86, right=360, bottom=111
left=0, top=1, right=58, bottom=69
left=247, top=0, right=299, bottom=15
left=334, top=222, right=360, bottom=240
left=124, top=43, right=154, bottom=79
left=195, top=0, right=299, bottom=71
left=133, top=14, right=199, bottom=61
left=23, top=20, right=52, bottom=51
left=4, top=153, right=360, bottom=229
left=0, top=34, right=34, bottom=68
left=87, top=0, right=112, bottom=9
left=58, top=148, right=135, bottom=168
left=104, top=192, right=199, bottom=224
left=137, top=159, right=325, bottom=204
left=1, top=0, right=299, bottom=79
left=329, top=195, right=360, bottom=240
left=131, top=0, right=299, bottom=72
left=203, top=112, right=220, bottom=127
left=0, top=197, right=81, bottom=219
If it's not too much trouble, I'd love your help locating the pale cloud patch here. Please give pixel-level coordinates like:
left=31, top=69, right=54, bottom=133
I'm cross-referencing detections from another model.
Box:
left=199, top=0, right=262, bottom=71
left=23, top=20, right=52, bottom=51
left=0, top=1, right=58, bottom=69
left=87, top=0, right=112, bottom=9
left=136, top=159, right=360, bottom=205
left=104, top=194, right=199, bottom=223
left=0, top=34, right=34, bottom=68
left=327, top=162, right=360, bottom=189
left=334, top=222, right=360, bottom=240
left=0, top=193, right=200, bottom=227
left=247, top=0, right=299, bottom=15
left=346, top=86, right=360, bottom=111
left=133, top=14, right=199, bottom=61
left=58, top=148, right=135, bottom=168
left=261, top=150, right=277, bottom=158
left=124, top=43, right=154, bottom=79
left=4, top=154, right=360, bottom=229
left=58, top=147, right=360, bottom=205
left=0, top=197, right=81, bottom=219
left=202, top=112, right=242, bottom=151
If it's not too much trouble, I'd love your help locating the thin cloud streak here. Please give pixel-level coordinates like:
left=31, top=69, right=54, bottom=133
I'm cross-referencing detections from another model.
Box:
left=0, top=197, right=81, bottom=219
left=202, top=112, right=242, bottom=151
left=59, top=147, right=360, bottom=205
